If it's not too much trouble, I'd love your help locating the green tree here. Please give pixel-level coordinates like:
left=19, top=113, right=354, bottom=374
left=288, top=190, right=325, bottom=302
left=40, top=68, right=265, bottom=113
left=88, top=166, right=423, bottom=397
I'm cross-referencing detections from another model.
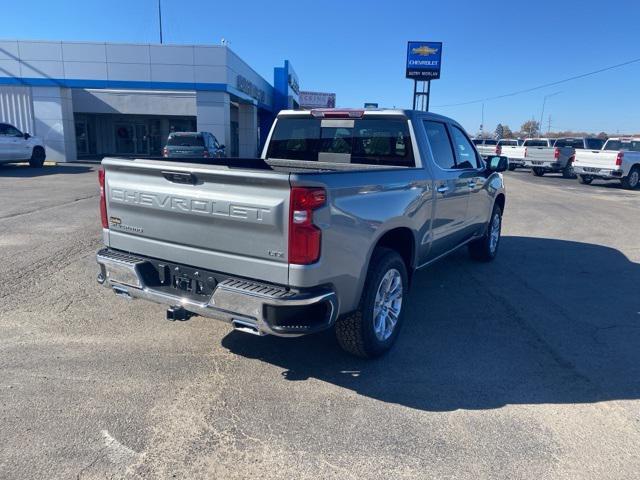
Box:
left=501, top=125, right=514, bottom=138
left=495, top=123, right=504, bottom=139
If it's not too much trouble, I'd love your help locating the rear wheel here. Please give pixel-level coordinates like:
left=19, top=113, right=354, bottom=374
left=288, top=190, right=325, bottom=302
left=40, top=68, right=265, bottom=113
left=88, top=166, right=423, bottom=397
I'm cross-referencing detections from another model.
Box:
left=562, top=162, right=576, bottom=179
left=532, top=167, right=545, bottom=177
left=468, top=204, right=502, bottom=262
left=29, top=147, right=45, bottom=168
left=578, top=175, right=593, bottom=185
left=508, top=164, right=516, bottom=171
left=335, top=248, right=408, bottom=358
left=621, top=166, right=639, bottom=190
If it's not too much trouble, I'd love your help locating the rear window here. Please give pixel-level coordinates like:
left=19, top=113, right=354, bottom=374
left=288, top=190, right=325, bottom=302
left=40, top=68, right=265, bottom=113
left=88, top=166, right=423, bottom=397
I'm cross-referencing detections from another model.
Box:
left=266, top=117, right=415, bottom=166
left=167, top=134, right=204, bottom=147
left=498, top=140, right=518, bottom=146
left=523, top=140, right=549, bottom=147
left=554, top=138, right=582, bottom=148
left=604, top=140, right=640, bottom=152
left=472, top=139, right=483, bottom=145
left=483, top=139, right=498, bottom=145
left=585, top=138, right=605, bottom=150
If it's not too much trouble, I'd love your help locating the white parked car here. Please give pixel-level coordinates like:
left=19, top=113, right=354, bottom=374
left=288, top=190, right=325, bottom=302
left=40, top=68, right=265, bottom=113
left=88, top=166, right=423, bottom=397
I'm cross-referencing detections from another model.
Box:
left=0, top=122, right=46, bottom=167
left=573, top=137, right=640, bottom=189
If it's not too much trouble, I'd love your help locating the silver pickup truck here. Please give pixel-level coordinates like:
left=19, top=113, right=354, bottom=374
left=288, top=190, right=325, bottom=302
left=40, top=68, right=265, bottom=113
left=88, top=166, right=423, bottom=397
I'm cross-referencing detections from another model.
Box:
left=96, top=109, right=507, bottom=357
left=522, top=138, right=576, bottom=177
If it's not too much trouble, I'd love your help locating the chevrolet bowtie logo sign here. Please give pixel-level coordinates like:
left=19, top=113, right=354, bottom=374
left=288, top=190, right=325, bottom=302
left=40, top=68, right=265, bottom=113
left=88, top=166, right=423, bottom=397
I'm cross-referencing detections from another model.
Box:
left=406, top=41, right=443, bottom=80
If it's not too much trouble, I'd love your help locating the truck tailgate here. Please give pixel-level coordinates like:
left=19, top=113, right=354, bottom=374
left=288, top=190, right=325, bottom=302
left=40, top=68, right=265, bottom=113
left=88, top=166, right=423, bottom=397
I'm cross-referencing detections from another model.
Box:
left=101, top=158, right=291, bottom=285
left=574, top=150, right=618, bottom=169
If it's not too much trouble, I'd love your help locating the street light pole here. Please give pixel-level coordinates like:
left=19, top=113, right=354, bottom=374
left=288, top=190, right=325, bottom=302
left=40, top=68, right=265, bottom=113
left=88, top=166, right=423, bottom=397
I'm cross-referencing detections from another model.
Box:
left=158, top=0, right=163, bottom=44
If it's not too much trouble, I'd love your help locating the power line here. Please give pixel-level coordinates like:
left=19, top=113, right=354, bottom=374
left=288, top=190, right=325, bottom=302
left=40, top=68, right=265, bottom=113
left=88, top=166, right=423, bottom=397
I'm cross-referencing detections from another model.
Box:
left=433, top=56, right=640, bottom=108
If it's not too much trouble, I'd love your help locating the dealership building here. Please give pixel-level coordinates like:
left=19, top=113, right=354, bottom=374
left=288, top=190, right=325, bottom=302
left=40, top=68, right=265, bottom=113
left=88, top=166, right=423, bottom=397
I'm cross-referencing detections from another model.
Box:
left=0, top=40, right=301, bottom=162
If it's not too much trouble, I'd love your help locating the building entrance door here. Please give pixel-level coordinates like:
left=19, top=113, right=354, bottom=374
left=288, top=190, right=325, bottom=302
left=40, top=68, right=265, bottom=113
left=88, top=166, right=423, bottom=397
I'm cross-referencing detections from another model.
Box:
left=75, top=120, right=89, bottom=155
left=114, top=123, right=149, bottom=155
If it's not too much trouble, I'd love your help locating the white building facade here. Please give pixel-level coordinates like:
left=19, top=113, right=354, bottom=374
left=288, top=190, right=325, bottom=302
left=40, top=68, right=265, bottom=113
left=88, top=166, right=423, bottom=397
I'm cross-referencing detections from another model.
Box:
left=0, top=40, right=301, bottom=162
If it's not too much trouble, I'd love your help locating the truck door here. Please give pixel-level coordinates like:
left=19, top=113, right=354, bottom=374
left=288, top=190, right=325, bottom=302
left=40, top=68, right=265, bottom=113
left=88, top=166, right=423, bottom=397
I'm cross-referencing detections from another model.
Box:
left=420, top=120, right=470, bottom=263
left=448, top=125, right=490, bottom=237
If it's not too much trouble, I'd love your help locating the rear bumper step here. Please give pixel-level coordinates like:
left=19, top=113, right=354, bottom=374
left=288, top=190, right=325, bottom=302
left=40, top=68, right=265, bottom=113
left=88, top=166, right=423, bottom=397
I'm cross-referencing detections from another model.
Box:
left=96, top=248, right=338, bottom=337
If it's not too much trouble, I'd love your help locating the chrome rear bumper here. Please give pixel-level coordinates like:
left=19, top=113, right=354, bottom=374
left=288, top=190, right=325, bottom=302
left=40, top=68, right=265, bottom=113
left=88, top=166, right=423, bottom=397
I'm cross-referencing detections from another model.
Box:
left=96, top=248, right=338, bottom=337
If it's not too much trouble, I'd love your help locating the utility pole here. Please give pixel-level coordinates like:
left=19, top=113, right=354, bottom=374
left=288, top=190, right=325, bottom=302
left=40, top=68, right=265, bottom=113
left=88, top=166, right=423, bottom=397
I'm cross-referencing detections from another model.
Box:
left=540, top=91, right=561, bottom=136
left=158, top=0, right=163, bottom=44
left=547, top=115, right=552, bottom=135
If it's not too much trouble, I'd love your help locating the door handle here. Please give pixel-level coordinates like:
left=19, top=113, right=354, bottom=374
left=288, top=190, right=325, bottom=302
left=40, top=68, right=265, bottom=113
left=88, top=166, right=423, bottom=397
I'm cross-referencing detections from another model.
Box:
left=436, top=185, right=449, bottom=194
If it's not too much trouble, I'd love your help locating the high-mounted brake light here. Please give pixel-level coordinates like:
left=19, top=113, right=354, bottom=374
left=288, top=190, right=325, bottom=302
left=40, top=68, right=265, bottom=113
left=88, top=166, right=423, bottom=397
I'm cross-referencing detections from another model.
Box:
left=554, top=147, right=560, bottom=159
left=616, top=151, right=624, bottom=166
left=98, top=168, right=108, bottom=229
left=289, top=187, right=326, bottom=265
left=310, top=109, right=365, bottom=119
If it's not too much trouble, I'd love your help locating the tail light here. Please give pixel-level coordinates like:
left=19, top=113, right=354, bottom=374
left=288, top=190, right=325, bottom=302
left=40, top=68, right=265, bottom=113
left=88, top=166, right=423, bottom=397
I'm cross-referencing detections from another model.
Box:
left=495, top=145, right=502, bottom=155
left=289, top=187, right=326, bottom=264
left=203, top=150, right=210, bottom=158
left=162, top=147, right=169, bottom=157
left=616, top=151, right=624, bottom=166
left=554, top=147, right=560, bottom=159
left=524, top=147, right=528, bottom=157
left=98, top=168, right=108, bottom=229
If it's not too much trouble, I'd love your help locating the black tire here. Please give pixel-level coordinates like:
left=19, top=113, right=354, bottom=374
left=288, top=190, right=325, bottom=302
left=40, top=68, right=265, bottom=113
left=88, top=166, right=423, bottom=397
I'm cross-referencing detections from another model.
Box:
left=531, top=167, right=545, bottom=177
left=562, top=161, right=576, bottom=179
left=468, top=204, right=502, bottom=262
left=578, top=175, right=593, bottom=185
left=335, top=248, right=408, bottom=358
left=508, top=164, right=516, bottom=171
left=621, top=166, right=640, bottom=190
left=29, top=147, right=46, bottom=168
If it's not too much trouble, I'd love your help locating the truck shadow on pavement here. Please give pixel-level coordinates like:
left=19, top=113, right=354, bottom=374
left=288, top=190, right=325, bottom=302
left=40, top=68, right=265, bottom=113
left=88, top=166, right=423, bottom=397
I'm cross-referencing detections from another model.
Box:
left=222, top=236, right=640, bottom=411
left=0, top=164, right=93, bottom=177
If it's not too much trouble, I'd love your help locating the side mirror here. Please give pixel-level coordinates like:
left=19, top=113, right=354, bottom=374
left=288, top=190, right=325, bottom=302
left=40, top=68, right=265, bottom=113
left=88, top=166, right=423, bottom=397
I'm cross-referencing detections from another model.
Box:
left=23, top=132, right=31, bottom=139
left=219, top=145, right=225, bottom=150
left=486, top=155, right=508, bottom=173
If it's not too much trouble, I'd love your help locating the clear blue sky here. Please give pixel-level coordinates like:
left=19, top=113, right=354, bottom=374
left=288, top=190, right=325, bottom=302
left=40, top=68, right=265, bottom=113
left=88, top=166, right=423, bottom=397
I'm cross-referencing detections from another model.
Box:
left=2, top=0, right=639, bottom=134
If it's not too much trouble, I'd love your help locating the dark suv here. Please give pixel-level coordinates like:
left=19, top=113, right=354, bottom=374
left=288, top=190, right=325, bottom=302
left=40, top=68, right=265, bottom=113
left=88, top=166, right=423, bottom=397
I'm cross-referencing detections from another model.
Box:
left=162, top=132, right=225, bottom=159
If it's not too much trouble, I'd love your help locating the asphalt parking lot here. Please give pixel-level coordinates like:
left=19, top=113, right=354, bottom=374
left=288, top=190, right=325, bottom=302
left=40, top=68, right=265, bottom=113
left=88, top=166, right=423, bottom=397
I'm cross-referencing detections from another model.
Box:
left=1, top=163, right=639, bottom=479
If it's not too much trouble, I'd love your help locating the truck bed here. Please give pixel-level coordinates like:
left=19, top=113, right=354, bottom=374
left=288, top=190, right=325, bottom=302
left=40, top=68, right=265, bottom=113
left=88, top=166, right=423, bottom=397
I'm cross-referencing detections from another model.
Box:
left=100, top=156, right=408, bottom=287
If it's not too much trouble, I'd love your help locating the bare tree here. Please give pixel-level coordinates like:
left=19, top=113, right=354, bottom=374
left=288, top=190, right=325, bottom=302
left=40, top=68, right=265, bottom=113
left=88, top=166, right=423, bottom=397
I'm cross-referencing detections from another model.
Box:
left=520, top=120, right=541, bottom=138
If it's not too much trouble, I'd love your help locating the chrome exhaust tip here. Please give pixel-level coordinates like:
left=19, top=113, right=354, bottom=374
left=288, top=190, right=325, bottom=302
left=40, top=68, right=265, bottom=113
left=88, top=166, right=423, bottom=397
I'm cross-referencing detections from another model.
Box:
left=232, top=319, right=264, bottom=336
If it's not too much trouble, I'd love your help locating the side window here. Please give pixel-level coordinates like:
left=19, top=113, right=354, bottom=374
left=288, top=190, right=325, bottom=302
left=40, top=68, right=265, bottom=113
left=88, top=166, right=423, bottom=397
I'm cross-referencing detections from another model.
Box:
left=423, top=121, right=456, bottom=170
left=450, top=126, right=480, bottom=169
left=0, top=123, right=21, bottom=136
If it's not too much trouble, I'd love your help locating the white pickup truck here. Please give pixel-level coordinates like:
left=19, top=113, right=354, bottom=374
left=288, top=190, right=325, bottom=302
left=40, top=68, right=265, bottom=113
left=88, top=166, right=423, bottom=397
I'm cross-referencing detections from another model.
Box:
left=497, top=139, right=524, bottom=170
left=473, top=138, right=524, bottom=170
left=573, top=137, right=640, bottom=189
left=472, top=138, right=500, bottom=158
left=520, top=138, right=575, bottom=178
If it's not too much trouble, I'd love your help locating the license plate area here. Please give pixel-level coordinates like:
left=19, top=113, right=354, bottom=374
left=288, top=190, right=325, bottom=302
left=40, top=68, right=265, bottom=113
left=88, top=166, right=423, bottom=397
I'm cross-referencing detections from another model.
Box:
left=532, top=161, right=544, bottom=165
left=584, top=167, right=600, bottom=173
left=142, top=259, right=230, bottom=300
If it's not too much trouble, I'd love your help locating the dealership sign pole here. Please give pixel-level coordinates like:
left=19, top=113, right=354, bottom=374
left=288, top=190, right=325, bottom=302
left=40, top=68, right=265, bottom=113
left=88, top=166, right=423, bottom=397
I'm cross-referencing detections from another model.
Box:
left=406, top=41, right=442, bottom=112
